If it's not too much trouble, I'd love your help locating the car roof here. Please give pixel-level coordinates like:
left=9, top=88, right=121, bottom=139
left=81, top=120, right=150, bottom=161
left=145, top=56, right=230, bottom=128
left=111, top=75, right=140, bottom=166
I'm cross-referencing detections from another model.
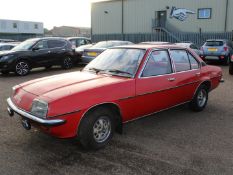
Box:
left=115, top=44, right=187, bottom=50
left=175, top=43, right=192, bottom=47
left=0, top=43, right=17, bottom=46
left=140, top=41, right=173, bottom=45
left=206, top=39, right=228, bottom=42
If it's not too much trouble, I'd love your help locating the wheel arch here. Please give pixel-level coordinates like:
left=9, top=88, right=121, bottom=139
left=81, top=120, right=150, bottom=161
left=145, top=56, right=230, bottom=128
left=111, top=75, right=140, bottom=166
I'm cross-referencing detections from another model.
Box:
left=78, top=102, right=123, bottom=135
left=193, top=80, right=212, bottom=99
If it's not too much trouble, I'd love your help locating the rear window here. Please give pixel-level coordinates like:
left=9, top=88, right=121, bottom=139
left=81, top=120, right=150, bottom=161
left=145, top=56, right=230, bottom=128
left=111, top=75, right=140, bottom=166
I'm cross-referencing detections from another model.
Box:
left=205, top=41, right=224, bottom=47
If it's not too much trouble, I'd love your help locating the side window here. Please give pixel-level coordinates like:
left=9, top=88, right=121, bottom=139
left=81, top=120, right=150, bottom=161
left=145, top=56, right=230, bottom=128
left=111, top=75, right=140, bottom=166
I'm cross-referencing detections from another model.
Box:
left=142, top=50, right=172, bottom=77
left=34, top=40, right=48, bottom=49
left=188, top=53, right=199, bottom=69
left=170, top=50, right=191, bottom=72
left=70, top=39, right=76, bottom=47
left=85, top=40, right=91, bottom=44
left=48, top=40, right=66, bottom=48
left=77, top=39, right=85, bottom=46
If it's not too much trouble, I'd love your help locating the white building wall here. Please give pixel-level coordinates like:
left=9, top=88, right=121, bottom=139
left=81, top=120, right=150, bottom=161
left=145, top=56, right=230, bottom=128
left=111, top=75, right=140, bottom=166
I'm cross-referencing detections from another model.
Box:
left=0, top=19, right=44, bottom=34
left=92, top=0, right=233, bottom=34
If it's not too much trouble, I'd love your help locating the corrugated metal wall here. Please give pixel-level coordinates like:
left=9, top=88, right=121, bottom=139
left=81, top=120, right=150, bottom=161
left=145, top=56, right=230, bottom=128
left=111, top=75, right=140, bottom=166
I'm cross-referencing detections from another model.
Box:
left=92, top=0, right=233, bottom=34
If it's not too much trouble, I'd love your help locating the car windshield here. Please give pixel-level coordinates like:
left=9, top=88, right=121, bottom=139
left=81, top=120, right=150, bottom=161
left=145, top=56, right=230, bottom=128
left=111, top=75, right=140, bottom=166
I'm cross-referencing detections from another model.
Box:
left=205, top=41, right=224, bottom=47
left=12, top=39, right=38, bottom=51
left=84, top=48, right=145, bottom=78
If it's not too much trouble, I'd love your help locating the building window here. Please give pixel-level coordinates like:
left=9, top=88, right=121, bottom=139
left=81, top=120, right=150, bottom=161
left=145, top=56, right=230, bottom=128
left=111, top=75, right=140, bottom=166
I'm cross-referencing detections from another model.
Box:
left=34, top=24, right=38, bottom=29
left=198, top=8, right=211, bottom=19
left=13, top=22, right=17, bottom=29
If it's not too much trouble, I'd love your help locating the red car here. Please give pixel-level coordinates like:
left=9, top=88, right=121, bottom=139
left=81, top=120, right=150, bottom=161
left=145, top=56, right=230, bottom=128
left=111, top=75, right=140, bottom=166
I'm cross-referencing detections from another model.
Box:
left=7, top=44, right=223, bottom=150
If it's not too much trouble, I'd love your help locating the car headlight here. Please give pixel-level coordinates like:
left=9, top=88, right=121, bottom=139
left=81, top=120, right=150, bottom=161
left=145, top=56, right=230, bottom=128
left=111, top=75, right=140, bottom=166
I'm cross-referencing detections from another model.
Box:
left=31, top=99, right=48, bottom=119
left=1, top=55, right=14, bottom=61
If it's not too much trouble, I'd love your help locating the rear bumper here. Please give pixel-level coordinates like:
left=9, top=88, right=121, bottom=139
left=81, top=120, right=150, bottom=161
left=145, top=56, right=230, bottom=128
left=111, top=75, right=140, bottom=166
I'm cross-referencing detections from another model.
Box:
left=7, top=98, right=66, bottom=127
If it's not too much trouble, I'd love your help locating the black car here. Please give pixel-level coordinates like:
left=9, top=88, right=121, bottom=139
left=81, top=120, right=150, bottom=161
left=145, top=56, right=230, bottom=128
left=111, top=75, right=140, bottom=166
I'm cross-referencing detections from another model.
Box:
left=0, top=37, right=75, bottom=76
left=230, top=55, right=233, bottom=75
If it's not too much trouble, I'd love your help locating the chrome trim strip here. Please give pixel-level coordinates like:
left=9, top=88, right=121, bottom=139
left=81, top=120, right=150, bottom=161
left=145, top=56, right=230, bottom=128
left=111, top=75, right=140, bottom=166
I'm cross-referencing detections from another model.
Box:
left=7, top=98, right=66, bottom=126
left=49, top=109, right=81, bottom=118
left=123, top=101, right=190, bottom=124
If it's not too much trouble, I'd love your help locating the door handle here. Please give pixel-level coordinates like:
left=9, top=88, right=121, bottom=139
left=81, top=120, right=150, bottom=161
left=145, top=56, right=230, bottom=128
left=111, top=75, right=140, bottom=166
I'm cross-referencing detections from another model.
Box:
left=167, top=78, right=176, bottom=82
left=196, top=72, right=201, bottom=76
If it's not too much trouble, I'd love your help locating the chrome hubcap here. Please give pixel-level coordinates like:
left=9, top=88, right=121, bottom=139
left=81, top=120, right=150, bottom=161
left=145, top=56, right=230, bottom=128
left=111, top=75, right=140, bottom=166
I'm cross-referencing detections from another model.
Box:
left=197, top=89, right=207, bottom=107
left=64, top=57, right=72, bottom=68
left=93, top=116, right=111, bottom=143
left=16, top=62, right=29, bottom=75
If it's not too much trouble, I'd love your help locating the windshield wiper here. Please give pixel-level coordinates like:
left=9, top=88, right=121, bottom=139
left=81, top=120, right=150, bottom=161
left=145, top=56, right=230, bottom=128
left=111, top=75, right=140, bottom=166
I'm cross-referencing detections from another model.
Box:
left=107, top=69, right=133, bottom=76
left=88, top=67, right=104, bottom=74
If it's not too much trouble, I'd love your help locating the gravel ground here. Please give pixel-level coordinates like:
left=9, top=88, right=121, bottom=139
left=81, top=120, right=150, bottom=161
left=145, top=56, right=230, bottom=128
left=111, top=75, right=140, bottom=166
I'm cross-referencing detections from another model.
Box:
left=0, top=65, right=232, bottom=175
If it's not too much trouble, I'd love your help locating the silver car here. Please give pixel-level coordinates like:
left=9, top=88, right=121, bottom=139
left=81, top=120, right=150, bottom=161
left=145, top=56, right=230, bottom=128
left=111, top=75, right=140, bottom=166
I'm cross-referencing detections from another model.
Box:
left=175, top=42, right=202, bottom=56
left=200, top=39, right=233, bottom=65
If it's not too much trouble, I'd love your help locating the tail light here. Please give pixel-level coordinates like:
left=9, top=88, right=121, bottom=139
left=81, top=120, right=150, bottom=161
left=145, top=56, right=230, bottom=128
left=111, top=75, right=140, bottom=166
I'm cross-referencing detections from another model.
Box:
left=224, top=46, right=228, bottom=52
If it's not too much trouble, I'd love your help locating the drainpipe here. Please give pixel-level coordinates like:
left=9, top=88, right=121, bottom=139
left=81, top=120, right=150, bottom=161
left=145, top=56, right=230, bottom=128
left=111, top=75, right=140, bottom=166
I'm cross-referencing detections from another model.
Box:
left=224, top=0, right=229, bottom=32
left=121, top=0, right=124, bottom=40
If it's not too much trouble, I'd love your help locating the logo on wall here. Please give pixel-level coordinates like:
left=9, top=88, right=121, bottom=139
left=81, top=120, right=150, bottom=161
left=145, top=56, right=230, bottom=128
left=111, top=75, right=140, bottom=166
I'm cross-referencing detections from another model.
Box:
left=170, top=6, right=196, bottom=21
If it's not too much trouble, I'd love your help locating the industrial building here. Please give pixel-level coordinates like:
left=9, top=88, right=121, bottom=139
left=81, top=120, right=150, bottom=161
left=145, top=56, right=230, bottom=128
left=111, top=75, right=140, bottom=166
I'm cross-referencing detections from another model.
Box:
left=0, top=19, right=44, bottom=41
left=91, top=0, right=233, bottom=44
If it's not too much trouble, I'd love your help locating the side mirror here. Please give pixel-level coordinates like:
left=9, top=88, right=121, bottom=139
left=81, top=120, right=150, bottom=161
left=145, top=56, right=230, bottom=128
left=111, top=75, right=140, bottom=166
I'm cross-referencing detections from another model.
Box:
left=32, top=47, right=40, bottom=51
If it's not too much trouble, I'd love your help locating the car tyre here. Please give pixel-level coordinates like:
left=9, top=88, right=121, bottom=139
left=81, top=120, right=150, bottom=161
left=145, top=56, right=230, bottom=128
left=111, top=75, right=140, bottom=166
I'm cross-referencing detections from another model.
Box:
left=62, top=56, right=73, bottom=69
left=78, top=107, right=116, bottom=150
left=189, top=85, right=209, bottom=112
left=229, top=62, right=233, bottom=75
left=15, top=60, right=30, bottom=76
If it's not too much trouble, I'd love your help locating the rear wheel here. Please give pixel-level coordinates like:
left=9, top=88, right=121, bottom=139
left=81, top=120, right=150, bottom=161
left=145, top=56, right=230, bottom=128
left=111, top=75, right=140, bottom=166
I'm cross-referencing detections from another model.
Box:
left=78, top=107, right=116, bottom=150
left=62, top=56, right=73, bottom=69
left=229, top=62, right=233, bottom=75
left=190, top=85, right=209, bottom=112
left=15, top=60, right=30, bottom=76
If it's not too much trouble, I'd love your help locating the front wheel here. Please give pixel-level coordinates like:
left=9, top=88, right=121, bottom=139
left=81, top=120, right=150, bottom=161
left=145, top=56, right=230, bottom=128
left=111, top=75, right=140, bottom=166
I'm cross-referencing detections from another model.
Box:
left=229, top=62, right=233, bottom=75
left=61, top=56, right=73, bottom=69
left=15, top=61, right=30, bottom=76
left=78, top=107, right=116, bottom=150
left=189, top=85, right=209, bottom=112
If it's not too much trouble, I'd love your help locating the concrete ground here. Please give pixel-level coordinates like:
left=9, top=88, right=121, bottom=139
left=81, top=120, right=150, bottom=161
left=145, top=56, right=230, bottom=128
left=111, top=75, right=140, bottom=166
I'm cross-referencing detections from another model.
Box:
left=0, top=65, right=232, bottom=175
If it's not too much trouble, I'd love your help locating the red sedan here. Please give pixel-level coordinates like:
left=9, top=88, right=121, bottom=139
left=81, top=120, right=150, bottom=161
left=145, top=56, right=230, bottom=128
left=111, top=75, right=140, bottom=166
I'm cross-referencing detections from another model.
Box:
left=7, top=44, right=223, bottom=150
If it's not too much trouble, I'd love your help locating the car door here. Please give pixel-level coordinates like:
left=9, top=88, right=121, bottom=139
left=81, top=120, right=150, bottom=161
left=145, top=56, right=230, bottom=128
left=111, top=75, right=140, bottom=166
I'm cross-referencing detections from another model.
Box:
left=31, top=40, right=50, bottom=66
left=133, top=49, right=177, bottom=118
left=47, top=40, right=67, bottom=64
left=169, top=49, right=201, bottom=104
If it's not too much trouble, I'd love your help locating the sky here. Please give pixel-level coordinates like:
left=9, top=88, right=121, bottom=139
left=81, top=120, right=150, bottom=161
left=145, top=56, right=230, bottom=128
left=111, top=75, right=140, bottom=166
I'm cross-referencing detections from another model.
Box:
left=0, top=0, right=103, bottom=29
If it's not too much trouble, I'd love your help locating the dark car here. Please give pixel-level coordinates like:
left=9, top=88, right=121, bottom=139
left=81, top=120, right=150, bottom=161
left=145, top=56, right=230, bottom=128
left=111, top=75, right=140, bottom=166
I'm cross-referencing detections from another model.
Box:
left=200, top=39, right=233, bottom=65
left=82, top=40, right=133, bottom=63
left=229, top=55, right=233, bottom=75
left=0, top=37, right=74, bottom=76
left=67, top=37, right=92, bottom=48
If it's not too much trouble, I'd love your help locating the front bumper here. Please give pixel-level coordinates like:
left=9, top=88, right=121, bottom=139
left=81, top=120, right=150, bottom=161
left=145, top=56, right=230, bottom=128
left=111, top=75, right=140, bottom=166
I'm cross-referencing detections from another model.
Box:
left=7, top=98, right=66, bottom=126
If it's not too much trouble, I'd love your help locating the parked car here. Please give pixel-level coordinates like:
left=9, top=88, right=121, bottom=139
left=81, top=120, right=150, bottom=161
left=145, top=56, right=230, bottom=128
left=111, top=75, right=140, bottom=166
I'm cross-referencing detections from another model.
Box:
left=0, top=43, right=18, bottom=51
left=175, top=42, right=202, bottom=56
left=74, top=44, right=93, bottom=63
left=7, top=44, right=223, bottom=150
left=0, top=37, right=75, bottom=76
left=82, top=40, right=133, bottom=63
left=229, top=55, right=233, bottom=75
left=200, top=39, right=233, bottom=65
left=140, top=41, right=173, bottom=45
left=0, top=39, right=18, bottom=43
left=67, top=37, right=91, bottom=48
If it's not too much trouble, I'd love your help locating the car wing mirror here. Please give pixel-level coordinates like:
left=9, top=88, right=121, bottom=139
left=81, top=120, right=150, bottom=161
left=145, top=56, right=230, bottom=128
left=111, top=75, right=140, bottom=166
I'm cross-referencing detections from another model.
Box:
left=32, top=47, right=40, bottom=51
